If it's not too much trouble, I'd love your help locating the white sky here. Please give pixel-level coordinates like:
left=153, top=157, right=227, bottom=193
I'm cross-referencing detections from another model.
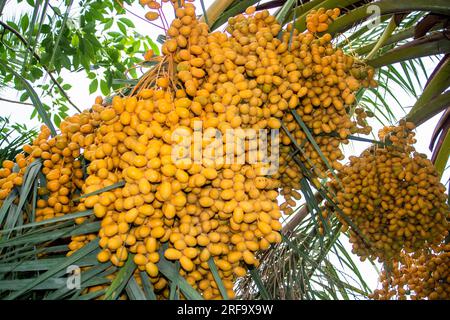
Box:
left=1, top=0, right=448, bottom=298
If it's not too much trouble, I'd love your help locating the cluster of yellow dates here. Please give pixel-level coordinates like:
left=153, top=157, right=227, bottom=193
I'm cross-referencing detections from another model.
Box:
left=324, top=122, right=448, bottom=262
left=316, top=121, right=449, bottom=300
left=0, top=2, right=380, bottom=300
left=162, top=2, right=374, bottom=214
left=371, top=243, right=450, bottom=300
left=0, top=110, right=98, bottom=221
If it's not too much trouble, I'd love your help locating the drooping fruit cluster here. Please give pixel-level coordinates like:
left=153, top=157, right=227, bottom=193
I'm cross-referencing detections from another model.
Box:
left=78, top=87, right=283, bottom=299
left=0, top=156, right=26, bottom=201
left=0, top=3, right=375, bottom=300
left=325, top=121, right=448, bottom=262
left=163, top=2, right=374, bottom=215
left=0, top=106, right=102, bottom=221
left=306, top=7, right=340, bottom=33
left=96, top=1, right=372, bottom=297
left=371, top=243, right=450, bottom=300
left=142, top=0, right=195, bottom=22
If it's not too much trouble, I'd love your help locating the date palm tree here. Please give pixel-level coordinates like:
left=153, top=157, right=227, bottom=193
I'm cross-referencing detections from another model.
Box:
left=0, top=0, right=448, bottom=300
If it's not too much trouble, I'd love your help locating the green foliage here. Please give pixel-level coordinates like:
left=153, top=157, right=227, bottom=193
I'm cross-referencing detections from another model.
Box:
left=0, top=0, right=158, bottom=128
left=0, top=116, right=36, bottom=164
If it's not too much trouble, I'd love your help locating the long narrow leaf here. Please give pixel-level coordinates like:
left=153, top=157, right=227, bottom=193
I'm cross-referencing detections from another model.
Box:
left=125, top=275, right=147, bottom=300
left=5, top=239, right=99, bottom=299
left=433, top=130, right=450, bottom=177
left=248, top=267, right=271, bottom=300
left=207, top=258, right=229, bottom=300
left=139, top=271, right=157, bottom=300
left=73, top=181, right=125, bottom=201
left=0, top=254, right=98, bottom=273
left=0, top=61, right=56, bottom=135
left=103, top=254, right=136, bottom=300
left=0, top=210, right=93, bottom=234
left=157, top=257, right=203, bottom=300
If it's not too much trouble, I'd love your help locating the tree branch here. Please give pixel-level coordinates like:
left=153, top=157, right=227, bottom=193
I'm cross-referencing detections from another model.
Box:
left=282, top=192, right=323, bottom=236
left=0, top=20, right=82, bottom=113
left=0, top=96, right=33, bottom=106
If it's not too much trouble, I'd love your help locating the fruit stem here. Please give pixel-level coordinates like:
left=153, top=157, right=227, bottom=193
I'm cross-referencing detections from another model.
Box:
left=365, top=16, right=398, bottom=60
